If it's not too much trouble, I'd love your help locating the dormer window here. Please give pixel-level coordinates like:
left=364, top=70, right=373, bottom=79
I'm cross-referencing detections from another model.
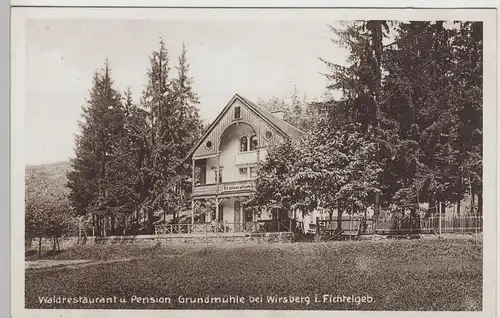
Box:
left=234, top=106, right=241, bottom=119
left=240, top=136, right=248, bottom=152
left=249, top=135, right=258, bottom=151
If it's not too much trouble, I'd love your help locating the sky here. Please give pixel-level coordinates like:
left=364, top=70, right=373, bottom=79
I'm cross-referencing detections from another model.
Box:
left=25, top=18, right=347, bottom=165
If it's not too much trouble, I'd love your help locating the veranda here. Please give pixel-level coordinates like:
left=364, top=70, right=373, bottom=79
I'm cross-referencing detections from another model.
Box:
left=154, top=219, right=298, bottom=236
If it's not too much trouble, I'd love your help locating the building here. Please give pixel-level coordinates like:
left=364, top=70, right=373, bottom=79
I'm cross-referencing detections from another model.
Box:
left=156, top=93, right=482, bottom=237
left=183, top=93, right=303, bottom=232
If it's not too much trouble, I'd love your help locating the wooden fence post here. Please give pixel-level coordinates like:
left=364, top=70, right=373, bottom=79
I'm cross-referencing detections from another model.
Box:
left=438, top=203, right=442, bottom=237
left=349, top=214, right=352, bottom=241
left=316, top=216, right=320, bottom=242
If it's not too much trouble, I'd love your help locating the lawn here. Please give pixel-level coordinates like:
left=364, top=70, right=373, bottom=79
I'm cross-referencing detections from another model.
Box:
left=25, top=236, right=483, bottom=311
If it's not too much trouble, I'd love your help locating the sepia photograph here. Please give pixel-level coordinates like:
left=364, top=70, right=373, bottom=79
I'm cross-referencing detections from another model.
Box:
left=10, top=6, right=497, bottom=317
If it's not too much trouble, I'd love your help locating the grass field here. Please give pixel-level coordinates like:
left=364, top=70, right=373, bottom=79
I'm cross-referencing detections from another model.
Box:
left=25, top=236, right=482, bottom=311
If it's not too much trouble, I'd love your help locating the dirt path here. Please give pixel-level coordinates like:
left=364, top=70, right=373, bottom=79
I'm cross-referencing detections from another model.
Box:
left=25, top=257, right=140, bottom=273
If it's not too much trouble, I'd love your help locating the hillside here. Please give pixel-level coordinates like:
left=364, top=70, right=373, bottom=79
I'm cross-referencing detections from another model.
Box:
left=25, top=161, right=72, bottom=198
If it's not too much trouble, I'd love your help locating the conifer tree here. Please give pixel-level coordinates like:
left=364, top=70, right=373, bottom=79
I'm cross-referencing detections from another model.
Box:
left=102, top=88, right=149, bottom=234
left=140, top=38, right=173, bottom=233
left=67, top=60, right=125, bottom=235
left=319, top=21, right=389, bottom=215
left=141, top=40, right=203, bottom=233
left=256, top=87, right=314, bottom=131
left=381, top=21, right=482, bottom=215
left=166, top=43, right=203, bottom=222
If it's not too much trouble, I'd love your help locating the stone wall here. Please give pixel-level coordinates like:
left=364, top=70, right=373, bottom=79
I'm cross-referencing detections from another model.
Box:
left=27, top=232, right=296, bottom=250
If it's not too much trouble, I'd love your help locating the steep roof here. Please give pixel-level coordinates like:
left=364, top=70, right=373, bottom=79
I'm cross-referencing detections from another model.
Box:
left=237, top=95, right=304, bottom=140
left=184, top=93, right=304, bottom=161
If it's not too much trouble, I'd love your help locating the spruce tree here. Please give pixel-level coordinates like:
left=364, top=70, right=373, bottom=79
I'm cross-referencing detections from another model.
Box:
left=380, top=21, right=482, bottom=216
left=102, top=88, right=149, bottom=234
left=140, top=38, right=173, bottom=233
left=319, top=21, right=389, bottom=215
left=452, top=22, right=483, bottom=215
left=140, top=40, right=203, bottom=233
left=167, top=43, right=203, bottom=222
left=66, top=60, right=125, bottom=235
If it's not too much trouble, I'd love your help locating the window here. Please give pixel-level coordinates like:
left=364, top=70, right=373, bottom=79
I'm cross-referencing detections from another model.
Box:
left=234, top=106, right=241, bottom=119
left=250, top=166, right=258, bottom=178
left=265, top=130, right=273, bottom=140
left=211, top=205, right=223, bottom=221
left=249, top=135, right=258, bottom=150
left=214, top=169, right=222, bottom=183
left=239, top=167, right=248, bottom=175
left=244, top=208, right=253, bottom=222
left=205, top=140, right=212, bottom=150
left=240, top=136, right=248, bottom=152
left=234, top=201, right=241, bottom=223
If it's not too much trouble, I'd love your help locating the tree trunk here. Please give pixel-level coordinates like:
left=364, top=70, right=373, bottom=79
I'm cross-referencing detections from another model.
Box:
left=410, top=207, right=416, bottom=218
left=56, top=237, right=60, bottom=251
left=336, top=208, right=343, bottom=233
left=111, top=216, right=115, bottom=234
left=147, top=210, right=154, bottom=235
left=97, top=215, right=101, bottom=236
left=470, top=187, right=476, bottom=216
left=456, top=200, right=461, bottom=216
left=38, top=236, right=42, bottom=259
left=429, top=197, right=436, bottom=216
left=477, top=193, right=483, bottom=217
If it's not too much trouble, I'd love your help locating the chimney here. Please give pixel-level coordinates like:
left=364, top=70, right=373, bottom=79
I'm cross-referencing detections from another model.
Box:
left=271, top=110, right=285, bottom=120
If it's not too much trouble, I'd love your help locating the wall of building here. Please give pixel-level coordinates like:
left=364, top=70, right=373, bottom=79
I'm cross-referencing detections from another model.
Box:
left=205, top=157, right=218, bottom=184
left=202, top=122, right=267, bottom=185
left=219, top=123, right=257, bottom=183
left=193, top=98, right=285, bottom=158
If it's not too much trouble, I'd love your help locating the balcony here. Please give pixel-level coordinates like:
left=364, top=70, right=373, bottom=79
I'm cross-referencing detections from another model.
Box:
left=235, top=150, right=259, bottom=166
left=192, top=184, right=218, bottom=197
left=192, top=180, right=256, bottom=198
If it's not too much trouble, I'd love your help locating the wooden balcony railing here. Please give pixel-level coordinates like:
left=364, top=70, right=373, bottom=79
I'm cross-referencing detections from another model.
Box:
left=235, top=150, right=259, bottom=166
left=155, top=219, right=295, bottom=236
left=192, top=180, right=256, bottom=197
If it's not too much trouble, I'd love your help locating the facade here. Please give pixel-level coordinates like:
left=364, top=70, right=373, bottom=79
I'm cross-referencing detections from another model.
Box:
left=184, top=94, right=303, bottom=232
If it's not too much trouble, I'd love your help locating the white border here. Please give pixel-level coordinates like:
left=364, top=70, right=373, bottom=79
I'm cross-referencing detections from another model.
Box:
left=8, top=0, right=500, bottom=8
left=10, top=6, right=497, bottom=318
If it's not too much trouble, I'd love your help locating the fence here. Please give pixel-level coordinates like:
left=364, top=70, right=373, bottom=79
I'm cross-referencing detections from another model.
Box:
left=366, top=215, right=483, bottom=235
left=154, top=219, right=296, bottom=236
left=314, top=216, right=365, bottom=236
left=86, top=215, right=481, bottom=237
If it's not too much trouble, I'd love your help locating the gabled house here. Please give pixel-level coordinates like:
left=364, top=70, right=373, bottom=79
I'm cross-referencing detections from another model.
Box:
left=184, top=93, right=303, bottom=232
